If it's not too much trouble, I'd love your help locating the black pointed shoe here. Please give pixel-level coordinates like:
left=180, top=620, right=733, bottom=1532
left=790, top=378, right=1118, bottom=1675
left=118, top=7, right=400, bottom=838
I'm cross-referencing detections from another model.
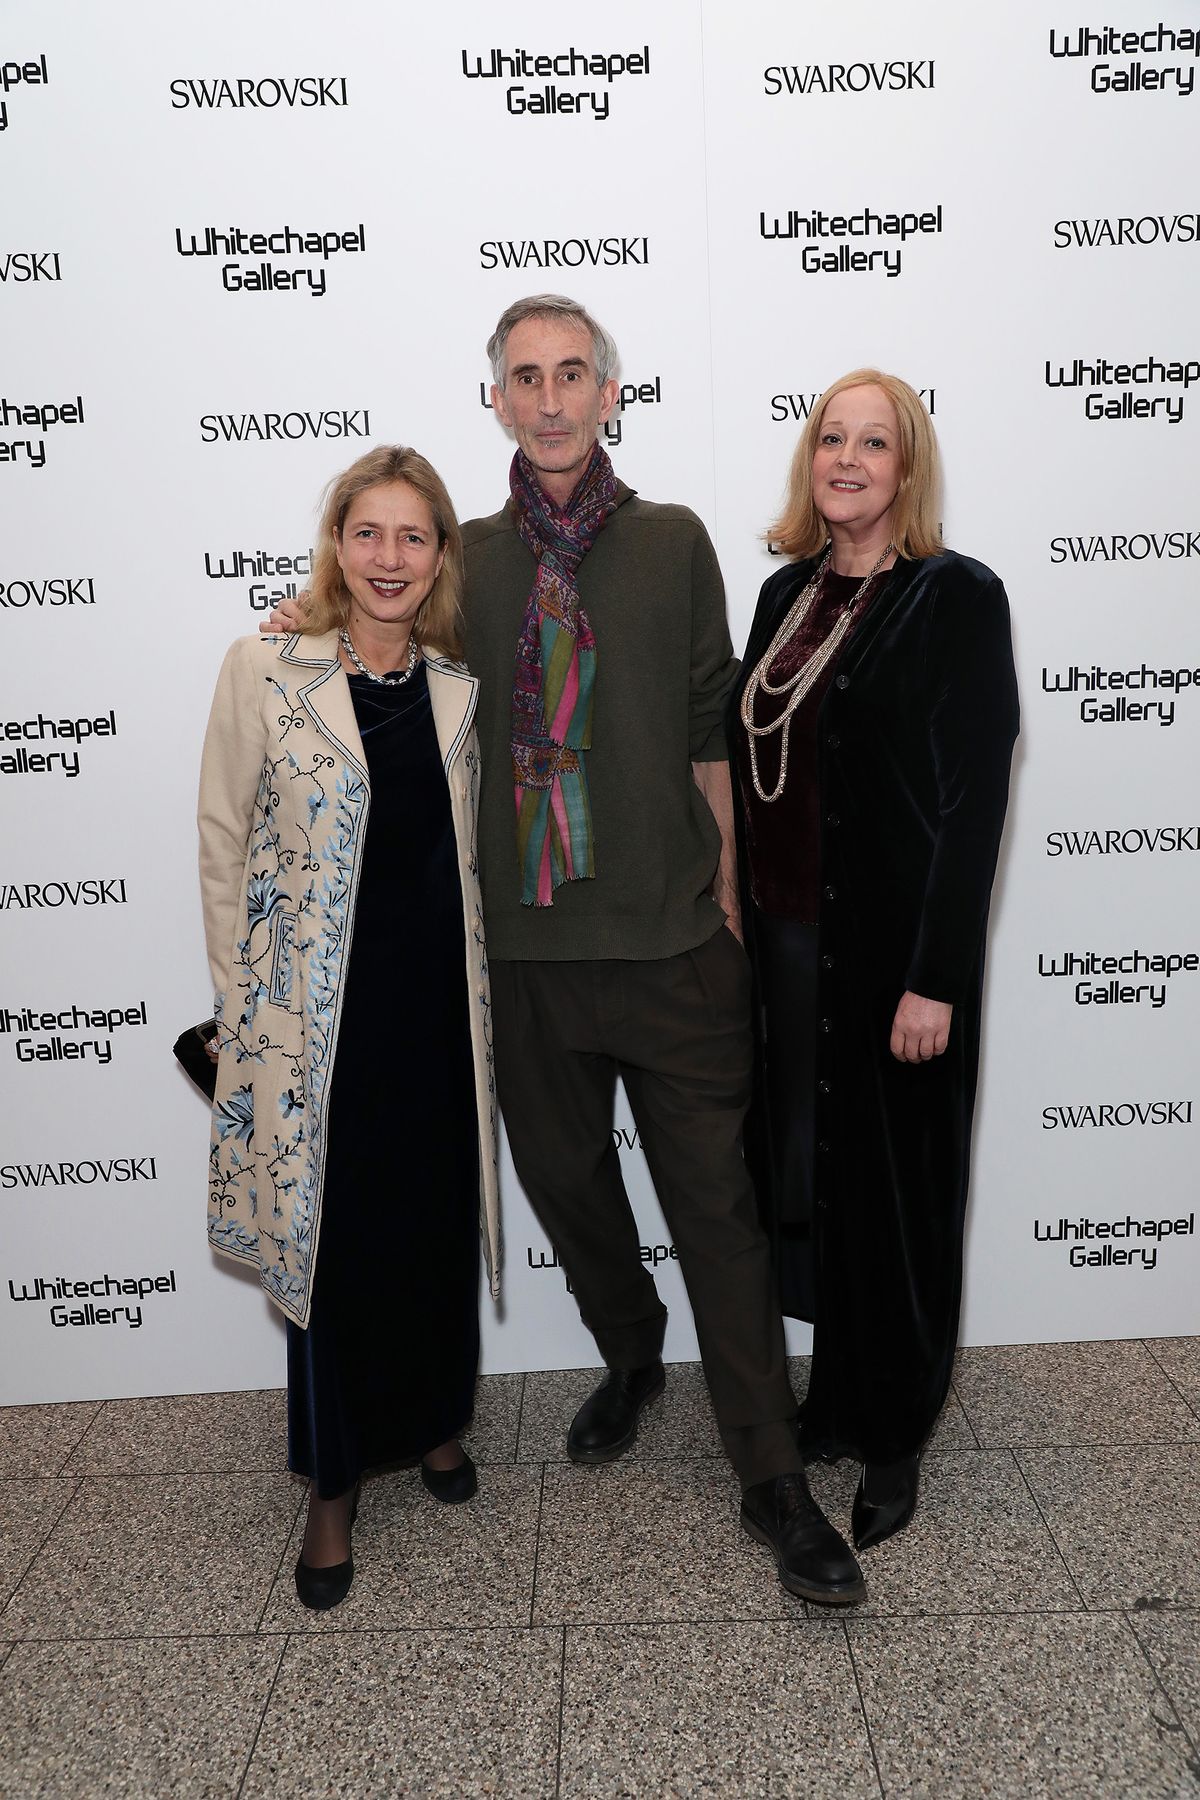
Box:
left=566, top=1361, right=666, bottom=1463
left=852, top=1454, right=921, bottom=1551
left=420, top=1449, right=478, bottom=1505
left=741, top=1472, right=866, bottom=1606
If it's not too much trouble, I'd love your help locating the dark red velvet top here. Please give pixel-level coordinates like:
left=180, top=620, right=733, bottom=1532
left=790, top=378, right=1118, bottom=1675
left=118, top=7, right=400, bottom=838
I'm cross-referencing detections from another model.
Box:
left=734, top=569, right=889, bottom=921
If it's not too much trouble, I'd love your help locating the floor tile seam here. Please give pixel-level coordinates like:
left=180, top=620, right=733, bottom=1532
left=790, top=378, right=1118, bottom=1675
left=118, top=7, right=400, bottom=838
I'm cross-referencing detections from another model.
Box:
left=4, top=1603, right=1162, bottom=1650
left=250, top=1623, right=572, bottom=1646
left=969, top=1434, right=1200, bottom=1451
left=1120, top=1608, right=1200, bottom=1762
left=528, top=1463, right=547, bottom=1628
left=947, top=1377, right=983, bottom=1449
left=49, top=1457, right=531, bottom=1478
left=512, top=1438, right=1200, bottom=1466
left=33, top=1432, right=1200, bottom=1477
left=49, top=1399, right=108, bottom=1473
left=0, top=1469, right=305, bottom=1488
left=511, top=1371, right=529, bottom=1464
left=0, top=1473, right=83, bottom=1634
left=1005, top=1447, right=1091, bottom=1611
left=843, top=1605, right=1188, bottom=1632
left=1140, top=1339, right=1200, bottom=1427
left=560, top=1606, right=1131, bottom=1631
left=553, top=1624, right=566, bottom=1799
left=519, top=1451, right=732, bottom=1466
left=0, top=1638, right=15, bottom=1676
left=1, top=1622, right=570, bottom=1648
left=234, top=1631, right=289, bottom=1800
left=253, top=1482, right=308, bottom=1634
left=558, top=1617, right=827, bottom=1640
left=839, top=1616, right=887, bottom=1796
left=537, top=1603, right=1138, bottom=1630
left=55, top=1466, right=305, bottom=1480
left=0, top=1627, right=293, bottom=1649
left=0, top=1468, right=81, bottom=1480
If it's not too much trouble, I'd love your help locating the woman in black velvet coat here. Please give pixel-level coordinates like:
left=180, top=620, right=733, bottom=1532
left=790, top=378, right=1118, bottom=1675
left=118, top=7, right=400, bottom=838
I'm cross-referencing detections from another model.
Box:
left=729, top=370, right=1019, bottom=1551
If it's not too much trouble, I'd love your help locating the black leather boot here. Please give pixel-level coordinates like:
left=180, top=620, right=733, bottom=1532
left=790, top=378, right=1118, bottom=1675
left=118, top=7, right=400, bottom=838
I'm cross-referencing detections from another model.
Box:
left=852, top=1454, right=921, bottom=1551
left=566, top=1361, right=666, bottom=1462
left=741, top=1472, right=866, bottom=1605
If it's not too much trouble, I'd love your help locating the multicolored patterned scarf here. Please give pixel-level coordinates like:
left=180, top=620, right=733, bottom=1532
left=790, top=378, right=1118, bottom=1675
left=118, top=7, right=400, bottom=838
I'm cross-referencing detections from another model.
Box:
left=509, top=444, right=617, bottom=906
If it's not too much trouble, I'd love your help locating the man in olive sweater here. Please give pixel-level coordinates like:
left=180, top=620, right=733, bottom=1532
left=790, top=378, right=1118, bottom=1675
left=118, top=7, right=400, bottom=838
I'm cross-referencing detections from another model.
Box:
left=471, top=296, right=863, bottom=1605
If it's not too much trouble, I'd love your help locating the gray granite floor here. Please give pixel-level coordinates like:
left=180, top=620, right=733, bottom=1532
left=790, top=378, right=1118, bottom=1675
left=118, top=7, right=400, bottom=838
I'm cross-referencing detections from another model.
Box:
left=1, top=1340, right=1198, bottom=1797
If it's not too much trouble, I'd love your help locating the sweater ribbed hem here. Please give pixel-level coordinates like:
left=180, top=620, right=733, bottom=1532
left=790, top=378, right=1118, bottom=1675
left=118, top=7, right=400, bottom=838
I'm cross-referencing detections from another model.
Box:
left=486, top=901, right=727, bottom=964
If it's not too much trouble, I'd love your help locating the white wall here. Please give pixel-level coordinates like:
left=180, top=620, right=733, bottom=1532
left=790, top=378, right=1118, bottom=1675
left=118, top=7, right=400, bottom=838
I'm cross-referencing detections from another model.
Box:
left=2, top=0, right=1197, bottom=1401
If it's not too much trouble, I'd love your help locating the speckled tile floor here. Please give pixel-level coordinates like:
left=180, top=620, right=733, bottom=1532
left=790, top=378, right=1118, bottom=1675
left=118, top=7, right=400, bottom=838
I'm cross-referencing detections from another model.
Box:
left=0, top=1343, right=1198, bottom=1797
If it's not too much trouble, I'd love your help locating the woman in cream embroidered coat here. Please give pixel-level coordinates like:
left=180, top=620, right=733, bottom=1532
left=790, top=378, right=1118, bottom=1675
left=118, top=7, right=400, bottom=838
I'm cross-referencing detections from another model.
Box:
left=198, top=446, right=499, bottom=1612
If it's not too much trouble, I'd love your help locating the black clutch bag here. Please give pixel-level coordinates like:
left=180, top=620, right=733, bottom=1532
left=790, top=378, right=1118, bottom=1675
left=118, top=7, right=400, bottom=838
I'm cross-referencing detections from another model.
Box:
left=173, top=1019, right=218, bottom=1100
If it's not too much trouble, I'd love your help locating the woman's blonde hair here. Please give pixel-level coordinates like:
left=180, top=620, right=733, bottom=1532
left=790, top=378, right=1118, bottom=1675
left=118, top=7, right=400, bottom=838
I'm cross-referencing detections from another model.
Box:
left=303, top=445, right=464, bottom=658
left=768, top=369, right=942, bottom=562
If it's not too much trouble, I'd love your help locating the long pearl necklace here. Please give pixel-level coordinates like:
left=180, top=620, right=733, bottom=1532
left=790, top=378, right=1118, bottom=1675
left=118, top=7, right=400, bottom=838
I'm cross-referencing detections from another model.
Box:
left=740, top=542, right=893, bottom=804
left=339, top=627, right=419, bottom=686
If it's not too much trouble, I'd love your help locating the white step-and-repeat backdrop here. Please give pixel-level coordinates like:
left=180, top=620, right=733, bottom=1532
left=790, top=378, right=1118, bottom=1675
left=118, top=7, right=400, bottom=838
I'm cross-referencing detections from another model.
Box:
left=3, top=1, right=1197, bottom=1402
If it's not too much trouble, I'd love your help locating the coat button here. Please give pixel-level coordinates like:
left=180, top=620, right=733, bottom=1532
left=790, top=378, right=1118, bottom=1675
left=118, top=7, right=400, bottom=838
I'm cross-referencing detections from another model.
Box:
left=826, top=812, right=840, bottom=828
left=827, top=733, right=841, bottom=750
left=821, top=954, right=835, bottom=970
left=817, top=1139, right=831, bottom=1154
left=835, top=673, right=850, bottom=690
left=823, top=884, right=837, bottom=901
left=818, top=1080, right=832, bottom=1096
left=819, top=1017, right=833, bottom=1034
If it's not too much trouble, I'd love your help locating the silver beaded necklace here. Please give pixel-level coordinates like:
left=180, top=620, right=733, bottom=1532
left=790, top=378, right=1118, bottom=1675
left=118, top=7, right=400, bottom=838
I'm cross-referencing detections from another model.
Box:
left=740, top=542, right=893, bottom=804
left=339, top=627, right=419, bottom=687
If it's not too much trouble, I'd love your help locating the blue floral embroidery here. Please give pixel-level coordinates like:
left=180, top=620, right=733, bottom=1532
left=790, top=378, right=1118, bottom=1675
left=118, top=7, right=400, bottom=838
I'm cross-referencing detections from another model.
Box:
left=208, top=660, right=368, bottom=1325
left=246, top=871, right=285, bottom=929
left=214, top=1086, right=255, bottom=1143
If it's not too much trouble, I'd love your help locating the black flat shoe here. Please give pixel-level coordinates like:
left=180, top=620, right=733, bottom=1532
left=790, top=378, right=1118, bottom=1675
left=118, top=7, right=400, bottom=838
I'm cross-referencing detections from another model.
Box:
left=294, top=1551, right=353, bottom=1610
left=420, top=1449, right=478, bottom=1505
left=741, top=1472, right=865, bottom=1606
left=566, top=1361, right=665, bottom=1463
left=294, top=1483, right=359, bottom=1611
left=852, top=1454, right=920, bottom=1551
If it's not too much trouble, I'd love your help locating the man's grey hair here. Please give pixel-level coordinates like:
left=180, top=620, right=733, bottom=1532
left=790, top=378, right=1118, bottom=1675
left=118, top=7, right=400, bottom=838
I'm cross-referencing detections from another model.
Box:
left=487, top=294, right=619, bottom=389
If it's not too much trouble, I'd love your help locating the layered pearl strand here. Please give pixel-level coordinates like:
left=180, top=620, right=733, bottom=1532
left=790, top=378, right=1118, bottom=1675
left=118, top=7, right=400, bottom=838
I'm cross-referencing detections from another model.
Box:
left=740, top=542, right=893, bottom=803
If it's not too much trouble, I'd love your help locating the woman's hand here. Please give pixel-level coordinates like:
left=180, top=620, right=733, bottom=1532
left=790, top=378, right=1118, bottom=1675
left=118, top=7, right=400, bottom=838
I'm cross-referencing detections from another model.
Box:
left=889, top=991, right=952, bottom=1063
left=259, top=595, right=306, bottom=635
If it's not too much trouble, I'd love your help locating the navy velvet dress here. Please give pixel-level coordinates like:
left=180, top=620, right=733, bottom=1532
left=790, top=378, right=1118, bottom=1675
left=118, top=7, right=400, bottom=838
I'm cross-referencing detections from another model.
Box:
left=286, top=662, right=480, bottom=1498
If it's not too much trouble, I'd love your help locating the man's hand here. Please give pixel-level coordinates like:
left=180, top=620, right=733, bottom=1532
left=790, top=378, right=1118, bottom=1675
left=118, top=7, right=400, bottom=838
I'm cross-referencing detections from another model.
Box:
left=889, top=991, right=952, bottom=1063
left=259, top=595, right=307, bottom=635
left=691, top=759, right=743, bottom=944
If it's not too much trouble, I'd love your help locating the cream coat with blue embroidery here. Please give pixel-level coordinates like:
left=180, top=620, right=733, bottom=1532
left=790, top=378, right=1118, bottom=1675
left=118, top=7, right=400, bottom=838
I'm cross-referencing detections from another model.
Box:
left=198, top=630, right=500, bottom=1327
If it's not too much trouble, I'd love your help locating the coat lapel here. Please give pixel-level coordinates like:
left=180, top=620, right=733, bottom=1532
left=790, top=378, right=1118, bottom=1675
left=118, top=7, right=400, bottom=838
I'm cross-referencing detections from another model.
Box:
left=277, top=632, right=479, bottom=779
left=836, top=553, right=927, bottom=679
left=279, top=631, right=367, bottom=779
left=425, top=656, right=479, bottom=774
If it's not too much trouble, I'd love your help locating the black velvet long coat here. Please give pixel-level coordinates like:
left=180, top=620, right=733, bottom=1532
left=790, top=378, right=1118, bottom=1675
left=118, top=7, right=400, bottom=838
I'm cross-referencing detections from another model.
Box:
left=729, top=550, right=1020, bottom=1463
